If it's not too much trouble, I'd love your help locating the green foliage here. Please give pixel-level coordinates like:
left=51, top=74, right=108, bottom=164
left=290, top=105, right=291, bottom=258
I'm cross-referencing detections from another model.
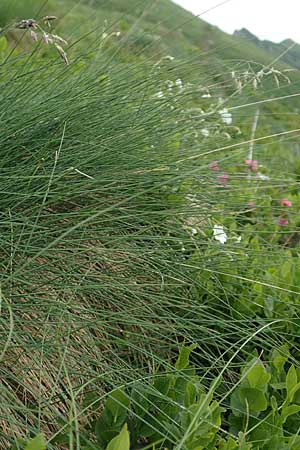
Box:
left=95, top=389, right=130, bottom=447
left=0, top=36, right=8, bottom=52
left=175, top=343, right=198, bottom=370
left=106, top=424, right=130, bottom=450
left=90, top=346, right=300, bottom=449
left=24, top=434, right=46, bottom=450
left=93, top=345, right=224, bottom=449
left=229, top=353, right=300, bottom=449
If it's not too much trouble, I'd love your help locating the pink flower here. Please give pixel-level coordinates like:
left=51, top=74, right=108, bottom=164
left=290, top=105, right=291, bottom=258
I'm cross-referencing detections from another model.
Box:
left=248, top=201, right=255, bottom=208
left=209, top=161, right=219, bottom=171
left=278, top=217, right=289, bottom=226
left=280, top=198, right=292, bottom=207
left=245, top=159, right=258, bottom=171
left=217, top=173, right=229, bottom=186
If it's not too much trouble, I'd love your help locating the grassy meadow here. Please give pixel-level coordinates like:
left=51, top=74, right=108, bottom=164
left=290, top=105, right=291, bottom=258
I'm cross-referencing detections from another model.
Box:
left=1, top=1, right=300, bottom=449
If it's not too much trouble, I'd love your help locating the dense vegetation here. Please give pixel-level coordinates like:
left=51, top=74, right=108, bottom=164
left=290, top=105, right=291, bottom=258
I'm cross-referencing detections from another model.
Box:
left=1, top=0, right=300, bottom=449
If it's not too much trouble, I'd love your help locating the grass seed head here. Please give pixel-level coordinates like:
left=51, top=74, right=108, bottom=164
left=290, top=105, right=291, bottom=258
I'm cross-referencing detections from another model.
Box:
left=16, top=19, right=37, bottom=29
left=54, top=42, right=69, bottom=65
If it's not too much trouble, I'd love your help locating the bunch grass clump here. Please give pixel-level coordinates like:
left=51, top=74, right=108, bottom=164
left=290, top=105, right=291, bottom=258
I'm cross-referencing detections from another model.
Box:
left=0, top=45, right=209, bottom=446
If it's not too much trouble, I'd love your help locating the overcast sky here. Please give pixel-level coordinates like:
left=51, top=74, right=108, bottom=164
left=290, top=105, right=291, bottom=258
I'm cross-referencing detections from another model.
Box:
left=173, top=0, right=299, bottom=43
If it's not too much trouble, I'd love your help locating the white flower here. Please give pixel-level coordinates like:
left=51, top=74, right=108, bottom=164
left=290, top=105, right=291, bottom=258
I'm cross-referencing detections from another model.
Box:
left=191, top=228, right=198, bottom=235
left=155, top=91, right=165, bottom=99
left=175, top=78, right=183, bottom=89
left=43, top=32, right=53, bottom=44
left=257, top=172, right=270, bottom=181
left=235, top=235, right=242, bottom=243
left=201, top=128, right=210, bottom=137
left=166, top=80, right=174, bottom=91
left=201, top=93, right=211, bottom=98
left=219, top=108, right=233, bottom=125
left=213, top=225, right=227, bottom=244
left=179, top=241, right=186, bottom=252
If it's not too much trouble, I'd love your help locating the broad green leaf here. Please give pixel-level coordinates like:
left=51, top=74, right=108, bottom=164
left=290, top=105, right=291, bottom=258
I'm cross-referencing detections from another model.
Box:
left=83, top=391, right=101, bottom=410
left=131, top=382, right=151, bottom=418
left=286, top=365, right=298, bottom=401
left=249, top=420, right=276, bottom=447
left=106, top=388, right=130, bottom=424
left=185, top=380, right=197, bottom=407
left=264, top=435, right=285, bottom=450
left=95, top=420, right=120, bottom=449
left=24, top=434, right=46, bottom=450
left=230, top=389, right=246, bottom=417
left=238, top=431, right=252, bottom=450
left=271, top=345, right=289, bottom=374
left=287, top=436, right=300, bottom=448
left=174, top=375, right=189, bottom=405
left=175, top=344, right=197, bottom=370
left=153, top=375, right=170, bottom=395
left=293, top=385, right=300, bottom=403
left=0, top=36, right=7, bottom=53
left=281, top=404, right=300, bottom=424
left=239, top=387, right=267, bottom=412
left=218, top=436, right=238, bottom=450
left=247, top=365, right=271, bottom=390
left=287, top=382, right=300, bottom=404
left=211, top=400, right=225, bottom=428
left=106, top=424, right=130, bottom=450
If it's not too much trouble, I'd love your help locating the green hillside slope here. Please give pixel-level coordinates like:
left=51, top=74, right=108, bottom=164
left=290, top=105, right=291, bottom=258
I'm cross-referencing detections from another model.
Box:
left=58, top=0, right=300, bottom=128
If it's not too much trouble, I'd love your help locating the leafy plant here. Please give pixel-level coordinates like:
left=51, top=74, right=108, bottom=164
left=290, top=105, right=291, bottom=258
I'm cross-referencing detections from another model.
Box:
left=86, top=345, right=300, bottom=449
